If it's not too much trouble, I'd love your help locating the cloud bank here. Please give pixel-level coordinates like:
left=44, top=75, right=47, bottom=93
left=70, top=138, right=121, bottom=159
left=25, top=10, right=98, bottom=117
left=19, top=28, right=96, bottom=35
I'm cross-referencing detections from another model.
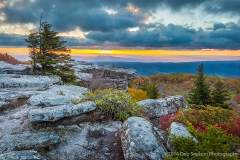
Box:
left=0, top=0, right=239, bottom=50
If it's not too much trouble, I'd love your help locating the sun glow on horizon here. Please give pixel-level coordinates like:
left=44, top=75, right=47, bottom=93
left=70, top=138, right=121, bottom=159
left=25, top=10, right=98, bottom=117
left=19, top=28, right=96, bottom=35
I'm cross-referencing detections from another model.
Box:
left=1, top=47, right=240, bottom=62
left=70, top=49, right=240, bottom=57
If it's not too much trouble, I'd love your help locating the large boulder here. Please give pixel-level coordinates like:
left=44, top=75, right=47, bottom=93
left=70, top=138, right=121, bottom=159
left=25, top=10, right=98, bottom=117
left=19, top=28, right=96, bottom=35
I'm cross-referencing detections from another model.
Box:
left=0, top=132, right=59, bottom=154
left=167, top=122, right=198, bottom=151
left=29, top=101, right=97, bottom=122
left=0, top=61, right=31, bottom=74
left=0, top=150, right=45, bottom=160
left=138, top=95, right=188, bottom=126
left=121, top=117, right=167, bottom=160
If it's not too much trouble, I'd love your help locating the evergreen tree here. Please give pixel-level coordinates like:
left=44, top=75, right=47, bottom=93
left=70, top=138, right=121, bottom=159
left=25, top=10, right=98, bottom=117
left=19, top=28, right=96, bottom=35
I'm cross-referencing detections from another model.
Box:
left=24, top=32, right=39, bottom=69
left=188, top=63, right=211, bottom=106
left=146, top=82, right=159, bottom=99
left=211, top=80, right=230, bottom=109
left=24, top=19, right=77, bottom=84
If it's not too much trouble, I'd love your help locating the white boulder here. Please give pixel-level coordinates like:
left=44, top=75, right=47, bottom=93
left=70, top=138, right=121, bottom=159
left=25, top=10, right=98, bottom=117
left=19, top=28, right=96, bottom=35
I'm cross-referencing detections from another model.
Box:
left=121, top=117, right=167, bottom=160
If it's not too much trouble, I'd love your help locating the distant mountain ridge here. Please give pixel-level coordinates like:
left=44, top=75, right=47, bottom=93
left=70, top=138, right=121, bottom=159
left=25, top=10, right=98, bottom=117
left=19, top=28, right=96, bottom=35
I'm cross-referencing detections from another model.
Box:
left=95, top=61, right=240, bottom=78
left=72, top=55, right=141, bottom=62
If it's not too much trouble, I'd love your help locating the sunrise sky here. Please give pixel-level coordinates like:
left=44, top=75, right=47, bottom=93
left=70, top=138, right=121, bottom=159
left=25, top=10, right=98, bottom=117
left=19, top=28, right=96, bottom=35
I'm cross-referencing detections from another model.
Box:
left=0, top=0, right=240, bottom=62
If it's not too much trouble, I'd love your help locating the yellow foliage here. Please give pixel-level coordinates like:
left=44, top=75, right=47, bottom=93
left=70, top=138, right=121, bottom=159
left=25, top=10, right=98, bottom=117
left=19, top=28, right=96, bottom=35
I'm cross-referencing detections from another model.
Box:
left=128, top=88, right=148, bottom=101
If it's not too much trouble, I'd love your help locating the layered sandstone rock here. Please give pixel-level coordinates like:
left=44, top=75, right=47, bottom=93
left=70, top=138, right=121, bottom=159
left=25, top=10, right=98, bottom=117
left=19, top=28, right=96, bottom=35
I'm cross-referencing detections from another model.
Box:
left=0, top=61, right=31, bottom=74
left=72, top=61, right=137, bottom=90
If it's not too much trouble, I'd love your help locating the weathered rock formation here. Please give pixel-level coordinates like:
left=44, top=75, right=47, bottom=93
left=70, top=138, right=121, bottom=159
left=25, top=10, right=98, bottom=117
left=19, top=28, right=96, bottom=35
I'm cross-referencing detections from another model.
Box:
left=46, top=122, right=124, bottom=160
left=0, top=61, right=193, bottom=159
left=29, top=101, right=97, bottom=122
left=0, top=74, right=62, bottom=90
left=138, top=95, right=188, bottom=126
left=0, top=150, right=45, bottom=160
left=72, top=61, right=137, bottom=90
left=0, top=61, right=31, bottom=74
left=0, top=132, right=59, bottom=154
left=121, top=117, right=167, bottom=160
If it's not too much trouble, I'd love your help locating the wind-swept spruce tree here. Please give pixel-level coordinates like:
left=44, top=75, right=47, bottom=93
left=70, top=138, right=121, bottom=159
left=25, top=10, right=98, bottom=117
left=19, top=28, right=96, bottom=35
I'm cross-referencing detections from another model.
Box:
left=24, top=18, right=77, bottom=83
left=187, top=63, right=211, bottom=106
left=211, top=80, right=230, bottom=109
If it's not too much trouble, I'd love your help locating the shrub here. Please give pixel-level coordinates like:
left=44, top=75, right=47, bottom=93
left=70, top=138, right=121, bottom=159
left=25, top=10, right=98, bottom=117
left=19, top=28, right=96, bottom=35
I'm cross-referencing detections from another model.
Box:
left=128, top=88, right=148, bottom=101
left=159, top=112, right=179, bottom=131
left=166, top=122, right=240, bottom=160
left=233, top=94, right=240, bottom=104
left=169, top=106, right=235, bottom=133
left=82, top=88, right=144, bottom=121
left=215, top=114, right=240, bottom=137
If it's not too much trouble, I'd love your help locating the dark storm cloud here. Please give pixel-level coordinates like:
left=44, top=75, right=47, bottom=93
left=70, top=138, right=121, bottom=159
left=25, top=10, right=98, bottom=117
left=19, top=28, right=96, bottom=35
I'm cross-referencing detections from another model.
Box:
left=0, top=33, right=26, bottom=46
left=212, top=23, right=226, bottom=31
left=86, top=23, right=196, bottom=48
left=86, top=22, right=240, bottom=50
left=1, top=0, right=240, bottom=32
left=0, top=0, right=147, bottom=32
left=204, top=0, right=240, bottom=15
left=0, top=0, right=240, bottom=49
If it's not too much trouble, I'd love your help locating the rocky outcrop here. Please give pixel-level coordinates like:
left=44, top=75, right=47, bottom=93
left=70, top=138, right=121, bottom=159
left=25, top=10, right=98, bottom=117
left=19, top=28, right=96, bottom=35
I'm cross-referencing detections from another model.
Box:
left=0, top=74, right=62, bottom=90
left=29, top=101, right=96, bottom=122
left=27, top=85, right=88, bottom=107
left=121, top=117, right=167, bottom=160
left=167, top=122, right=198, bottom=151
left=0, top=132, right=59, bottom=154
left=72, top=61, right=137, bottom=90
left=138, top=95, right=188, bottom=126
left=0, top=105, right=31, bottom=138
left=0, top=61, right=31, bottom=74
left=46, top=122, right=124, bottom=160
left=0, top=150, right=45, bottom=160
left=0, top=61, right=198, bottom=159
left=28, top=94, right=72, bottom=107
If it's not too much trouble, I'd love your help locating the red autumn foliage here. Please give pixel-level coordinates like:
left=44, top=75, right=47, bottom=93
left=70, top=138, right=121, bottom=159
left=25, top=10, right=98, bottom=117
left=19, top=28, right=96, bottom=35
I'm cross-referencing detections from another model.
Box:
left=233, top=94, right=240, bottom=104
left=159, top=112, right=179, bottom=131
left=160, top=106, right=240, bottom=138
left=214, top=115, right=240, bottom=137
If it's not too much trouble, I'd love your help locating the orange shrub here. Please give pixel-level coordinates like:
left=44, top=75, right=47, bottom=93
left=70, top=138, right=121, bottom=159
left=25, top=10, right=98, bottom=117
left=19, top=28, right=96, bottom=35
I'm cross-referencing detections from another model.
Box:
left=128, top=88, right=148, bottom=102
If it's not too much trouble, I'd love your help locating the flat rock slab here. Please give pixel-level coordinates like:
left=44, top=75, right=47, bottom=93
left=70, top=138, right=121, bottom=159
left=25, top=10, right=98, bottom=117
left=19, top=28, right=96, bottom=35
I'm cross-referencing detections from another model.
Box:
left=29, top=101, right=97, bottom=122
left=0, top=75, right=62, bottom=90
left=0, top=150, right=45, bottom=160
left=46, top=85, right=88, bottom=98
left=138, top=95, right=188, bottom=119
left=121, top=117, right=167, bottom=160
left=28, top=94, right=72, bottom=107
left=0, top=132, right=59, bottom=154
left=27, top=85, right=88, bottom=107
left=0, top=61, right=31, bottom=75
left=167, top=122, right=198, bottom=151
